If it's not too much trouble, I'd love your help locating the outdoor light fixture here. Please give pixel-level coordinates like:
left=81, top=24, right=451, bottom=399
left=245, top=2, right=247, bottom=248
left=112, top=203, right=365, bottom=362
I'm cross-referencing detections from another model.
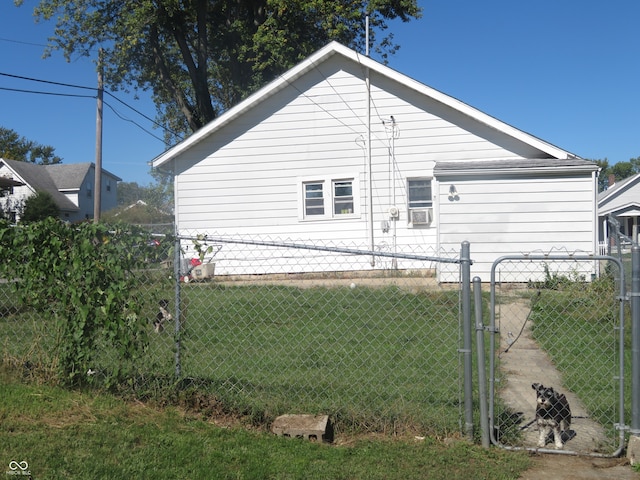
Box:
left=448, top=184, right=459, bottom=201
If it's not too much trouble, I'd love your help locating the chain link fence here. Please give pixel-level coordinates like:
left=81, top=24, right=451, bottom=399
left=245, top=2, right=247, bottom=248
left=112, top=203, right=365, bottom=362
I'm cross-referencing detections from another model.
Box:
left=167, top=232, right=465, bottom=435
left=3, top=222, right=637, bottom=449
left=1, top=230, right=471, bottom=437
left=488, top=255, right=626, bottom=456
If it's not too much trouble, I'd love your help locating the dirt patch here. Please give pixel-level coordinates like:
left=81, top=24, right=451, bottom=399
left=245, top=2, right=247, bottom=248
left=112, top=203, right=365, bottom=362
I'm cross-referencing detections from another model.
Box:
left=520, top=453, right=638, bottom=479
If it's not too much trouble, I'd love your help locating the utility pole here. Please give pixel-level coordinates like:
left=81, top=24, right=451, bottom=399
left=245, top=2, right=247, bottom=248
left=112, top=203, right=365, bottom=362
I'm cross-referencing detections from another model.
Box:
left=93, top=48, right=104, bottom=223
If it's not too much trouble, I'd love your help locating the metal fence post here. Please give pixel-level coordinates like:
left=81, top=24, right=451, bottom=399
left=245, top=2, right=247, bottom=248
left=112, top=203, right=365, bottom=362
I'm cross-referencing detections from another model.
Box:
left=473, top=276, right=490, bottom=448
left=461, top=241, right=473, bottom=440
left=631, top=246, right=640, bottom=434
left=174, top=234, right=182, bottom=378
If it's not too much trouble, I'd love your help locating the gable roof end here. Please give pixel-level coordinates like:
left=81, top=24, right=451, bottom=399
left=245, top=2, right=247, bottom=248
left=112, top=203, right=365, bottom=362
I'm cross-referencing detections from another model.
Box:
left=0, top=159, right=78, bottom=212
left=151, top=42, right=579, bottom=170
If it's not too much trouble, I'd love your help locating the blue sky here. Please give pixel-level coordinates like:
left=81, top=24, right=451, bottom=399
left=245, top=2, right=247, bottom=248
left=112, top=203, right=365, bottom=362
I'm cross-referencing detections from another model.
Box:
left=1, top=1, right=638, bottom=186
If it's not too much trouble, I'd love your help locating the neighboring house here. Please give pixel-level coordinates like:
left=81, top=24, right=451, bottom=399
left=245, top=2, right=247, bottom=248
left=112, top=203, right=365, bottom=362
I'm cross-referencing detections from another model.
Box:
left=152, top=41, right=600, bottom=281
left=0, top=158, right=121, bottom=223
left=598, top=173, right=640, bottom=248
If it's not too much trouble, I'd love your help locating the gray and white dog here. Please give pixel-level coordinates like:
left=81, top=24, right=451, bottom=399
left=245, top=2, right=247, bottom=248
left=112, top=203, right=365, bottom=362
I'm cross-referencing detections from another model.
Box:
left=154, top=299, right=173, bottom=333
left=532, top=383, right=572, bottom=449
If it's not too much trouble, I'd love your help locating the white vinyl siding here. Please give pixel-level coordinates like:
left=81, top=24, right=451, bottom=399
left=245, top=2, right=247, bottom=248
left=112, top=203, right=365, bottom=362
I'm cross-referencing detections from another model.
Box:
left=437, top=174, right=596, bottom=280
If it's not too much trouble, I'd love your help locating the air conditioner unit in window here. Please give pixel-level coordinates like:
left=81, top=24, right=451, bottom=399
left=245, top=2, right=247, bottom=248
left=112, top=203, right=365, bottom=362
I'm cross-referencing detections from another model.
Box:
left=410, top=208, right=433, bottom=226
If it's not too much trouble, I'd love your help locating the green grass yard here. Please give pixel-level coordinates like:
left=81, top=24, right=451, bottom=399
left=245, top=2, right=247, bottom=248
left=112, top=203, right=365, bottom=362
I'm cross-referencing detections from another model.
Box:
left=0, top=370, right=531, bottom=480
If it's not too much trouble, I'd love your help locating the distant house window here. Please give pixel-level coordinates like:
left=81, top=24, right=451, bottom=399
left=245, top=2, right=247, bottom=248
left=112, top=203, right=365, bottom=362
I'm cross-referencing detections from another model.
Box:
left=86, top=181, right=92, bottom=198
left=106, top=180, right=111, bottom=192
left=407, top=178, right=432, bottom=209
left=300, top=175, right=359, bottom=220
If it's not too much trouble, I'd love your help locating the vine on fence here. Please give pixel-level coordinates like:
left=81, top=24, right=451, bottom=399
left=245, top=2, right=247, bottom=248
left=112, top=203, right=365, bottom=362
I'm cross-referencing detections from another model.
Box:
left=0, top=218, right=153, bottom=386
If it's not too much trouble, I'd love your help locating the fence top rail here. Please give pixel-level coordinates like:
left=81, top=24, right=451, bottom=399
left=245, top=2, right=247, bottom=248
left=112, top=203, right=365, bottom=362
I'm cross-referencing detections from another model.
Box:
left=177, top=234, right=462, bottom=265
left=489, top=253, right=626, bottom=296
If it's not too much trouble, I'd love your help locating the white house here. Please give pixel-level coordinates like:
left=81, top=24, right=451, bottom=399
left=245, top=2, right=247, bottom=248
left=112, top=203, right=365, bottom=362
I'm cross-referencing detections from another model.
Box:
left=152, top=41, right=600, bottom=281
left=598, top=173, right=640, bottom=247
left=0, top=158, right=121, bottom=223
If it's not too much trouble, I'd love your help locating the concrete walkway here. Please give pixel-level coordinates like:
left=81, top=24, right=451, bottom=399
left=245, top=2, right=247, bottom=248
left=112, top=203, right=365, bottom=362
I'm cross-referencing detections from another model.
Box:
left=496, top=298, right=617, bottom=455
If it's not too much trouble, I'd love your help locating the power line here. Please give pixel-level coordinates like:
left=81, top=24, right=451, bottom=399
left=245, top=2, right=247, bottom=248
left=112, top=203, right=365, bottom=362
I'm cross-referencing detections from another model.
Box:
left=104, top=91, right=182, bottom=140
left=0, top=70, right=181, bottom=141
left=0, top=71, right=95, bottom=91
left=0, top=37, right=48, bottom=48
left=103, top=100, right=166, bottom=143
left=0, top=86, right=95, bottom=99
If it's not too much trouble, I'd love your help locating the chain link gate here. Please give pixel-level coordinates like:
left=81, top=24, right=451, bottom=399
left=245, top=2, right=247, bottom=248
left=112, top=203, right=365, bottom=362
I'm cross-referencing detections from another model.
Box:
left=163, top=233, right=467, bottom=436
left=487, top=254, right=627, bottom=456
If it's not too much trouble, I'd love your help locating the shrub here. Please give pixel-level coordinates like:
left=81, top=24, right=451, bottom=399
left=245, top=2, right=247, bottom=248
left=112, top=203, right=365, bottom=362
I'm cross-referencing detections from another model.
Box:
left=0, top=218, right=153, bottom=386
left=20, top=190, right=60, bottom=222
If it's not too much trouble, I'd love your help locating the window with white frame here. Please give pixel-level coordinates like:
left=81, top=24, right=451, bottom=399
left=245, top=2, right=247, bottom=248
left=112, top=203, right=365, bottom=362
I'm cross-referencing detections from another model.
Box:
left=301, top=176, right=358, bottom=220
left=333, top=180, right=353, bottom=215
left=407, top=178, right=433, bottom=226
left=304, top=182, right=325, bottom=216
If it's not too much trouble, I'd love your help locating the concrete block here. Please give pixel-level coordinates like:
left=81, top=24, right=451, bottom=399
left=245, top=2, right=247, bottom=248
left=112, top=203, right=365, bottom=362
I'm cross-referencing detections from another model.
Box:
left=272, top=414, right=332, bottom=442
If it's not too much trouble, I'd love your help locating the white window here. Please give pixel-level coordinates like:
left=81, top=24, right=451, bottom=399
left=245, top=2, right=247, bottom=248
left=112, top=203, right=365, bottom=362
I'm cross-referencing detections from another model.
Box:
left=304, top=182, right=325, bottom=216
left=407, top=178, right=432, bottom=208
left=300, top=175, right=358, bottom=220
left=333, top=180, right=353, bottom=215
left=407, top=178, right=433, bottom=226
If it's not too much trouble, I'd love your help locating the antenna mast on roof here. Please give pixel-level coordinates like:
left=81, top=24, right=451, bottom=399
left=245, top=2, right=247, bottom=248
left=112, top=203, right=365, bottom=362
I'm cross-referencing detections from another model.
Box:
left=365, top=11, right=374, bottom=265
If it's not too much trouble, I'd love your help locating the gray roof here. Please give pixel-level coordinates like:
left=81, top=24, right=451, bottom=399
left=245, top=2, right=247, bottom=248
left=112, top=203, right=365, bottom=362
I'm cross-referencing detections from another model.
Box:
left=597, top=172, right=640, bottom=203
left=45, top=162, right=121, bottom=190
left=2, top=159, right=77, bottom=211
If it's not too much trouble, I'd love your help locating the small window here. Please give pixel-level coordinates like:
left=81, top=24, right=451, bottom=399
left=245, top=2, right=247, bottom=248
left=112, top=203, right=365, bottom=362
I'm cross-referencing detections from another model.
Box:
left=300, top=174, right=359, bottom=220
left=333, top=180, right=353, bottom=215
left=106, top=180, right=111, bottom=192
left=407, top=178, right=432, bottom=208
left=304, top=182, right=325, bottom=216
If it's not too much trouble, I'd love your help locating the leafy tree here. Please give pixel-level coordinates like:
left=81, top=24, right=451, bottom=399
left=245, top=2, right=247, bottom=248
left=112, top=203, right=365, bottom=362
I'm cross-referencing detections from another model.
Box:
left=21, top=191, right=60, bottom=222
left=117, top=180, right=173, bottom=213
left=19, top=0, right=421, bottom=141
left=103, top=199, right=174, bottom=230
left=0, top=126, right=62, bottom=164
left=593, top=157, right=640, bottom=191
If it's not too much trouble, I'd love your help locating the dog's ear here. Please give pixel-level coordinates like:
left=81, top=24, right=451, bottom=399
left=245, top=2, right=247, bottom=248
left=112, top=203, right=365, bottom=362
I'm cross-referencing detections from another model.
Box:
left=532, top=383, right=543, bottom=392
